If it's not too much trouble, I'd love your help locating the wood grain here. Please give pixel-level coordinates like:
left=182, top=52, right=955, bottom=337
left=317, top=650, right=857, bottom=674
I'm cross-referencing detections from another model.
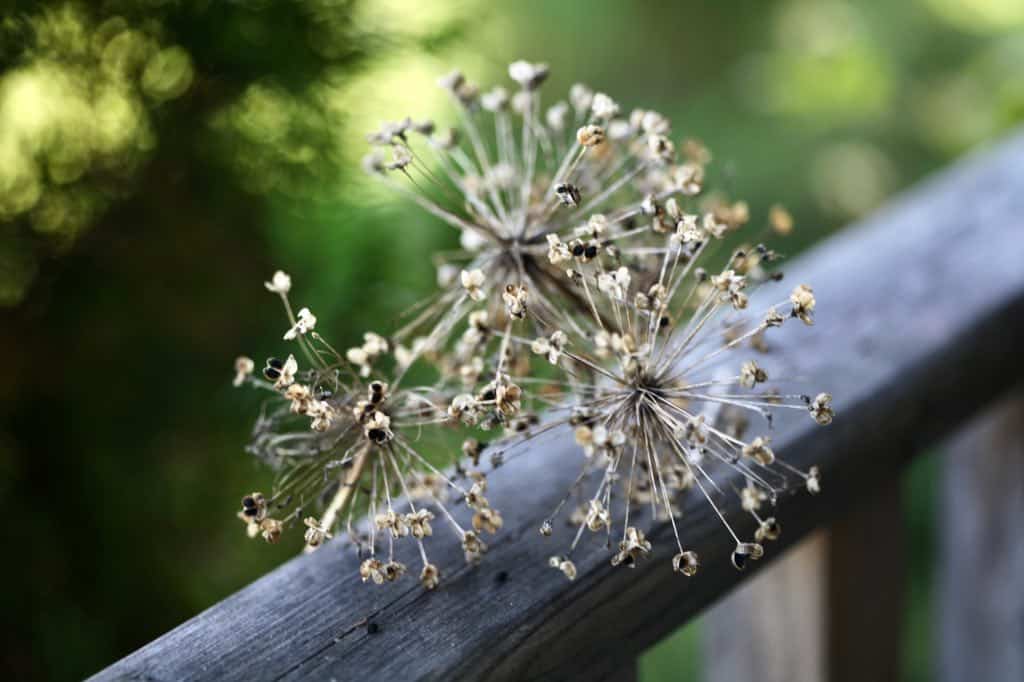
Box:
left=939, top=392, right=1024, bottom=682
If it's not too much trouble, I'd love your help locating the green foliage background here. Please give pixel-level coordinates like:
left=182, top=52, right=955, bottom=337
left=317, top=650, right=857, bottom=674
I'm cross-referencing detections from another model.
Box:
left=0, top=0, right=1021, bottom=679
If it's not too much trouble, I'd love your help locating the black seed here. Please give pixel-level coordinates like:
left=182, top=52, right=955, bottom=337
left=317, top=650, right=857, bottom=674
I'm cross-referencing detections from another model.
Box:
left=732, top=551, right=748, bottom=571
left=368, top=428, right=386, bottom=443
left=243, top=507, right=258, bottom=517
left=571, top=244, right=585, bottom=257
left=263, top=367, right=281, bottom=380
left=584, top=245, right=598, bottom=259
left=242, top=496, right=256, bottom=509
left=268, top=357, right=284, bottom=369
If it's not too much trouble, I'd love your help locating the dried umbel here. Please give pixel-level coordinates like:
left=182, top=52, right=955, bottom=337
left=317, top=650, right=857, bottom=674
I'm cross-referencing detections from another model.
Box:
left=363, top=61, right=706, bottom=382
left=233, top=272, right=502, bottom=589
left=472, top=204, right=833, bottom=578
left=356, top=63, right=832, bottom=579
left=231, top=59, right=834, bottom=590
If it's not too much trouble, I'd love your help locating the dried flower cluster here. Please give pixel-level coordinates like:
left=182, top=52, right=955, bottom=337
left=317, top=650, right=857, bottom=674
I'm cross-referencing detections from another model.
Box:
left=234, top=271, right=503, bottom=590
left=233, top=60, right=832, bottom=590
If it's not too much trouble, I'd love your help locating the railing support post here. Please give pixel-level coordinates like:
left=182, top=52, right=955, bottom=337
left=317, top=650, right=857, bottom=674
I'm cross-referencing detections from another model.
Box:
left=939, top=391, right=1024, bottom=682
left=704, top=481, right=905, bottom=682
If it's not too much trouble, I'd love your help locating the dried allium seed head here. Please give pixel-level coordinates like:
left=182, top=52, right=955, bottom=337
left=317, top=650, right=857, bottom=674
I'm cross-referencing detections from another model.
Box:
left=235, top=272, right=508, bottom=590
left=236, top=60, right=835, bottom=590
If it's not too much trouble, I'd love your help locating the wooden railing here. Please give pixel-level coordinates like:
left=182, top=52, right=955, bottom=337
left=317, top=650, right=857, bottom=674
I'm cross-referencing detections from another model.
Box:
left=93, top=133, right=1024, bottom=682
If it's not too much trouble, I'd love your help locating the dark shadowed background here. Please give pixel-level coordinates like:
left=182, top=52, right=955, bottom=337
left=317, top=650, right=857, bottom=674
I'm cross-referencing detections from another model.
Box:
left=1, top=0, right=1022, bottom=679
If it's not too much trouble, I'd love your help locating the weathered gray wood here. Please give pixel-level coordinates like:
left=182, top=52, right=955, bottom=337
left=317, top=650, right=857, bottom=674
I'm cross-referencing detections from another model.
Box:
left=704, top=480, right=904, bottom=682
left=939, top=391, right=1024, bottom=682
left=704, top=531, right=829, bottom=682
left=93, top=133, right=1024, bottom=681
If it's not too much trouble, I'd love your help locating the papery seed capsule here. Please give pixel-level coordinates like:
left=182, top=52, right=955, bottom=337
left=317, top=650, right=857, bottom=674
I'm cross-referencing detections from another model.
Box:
left=731, top=542, right=763, bottom=571
left=673, top=550, right=699, bottom=577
